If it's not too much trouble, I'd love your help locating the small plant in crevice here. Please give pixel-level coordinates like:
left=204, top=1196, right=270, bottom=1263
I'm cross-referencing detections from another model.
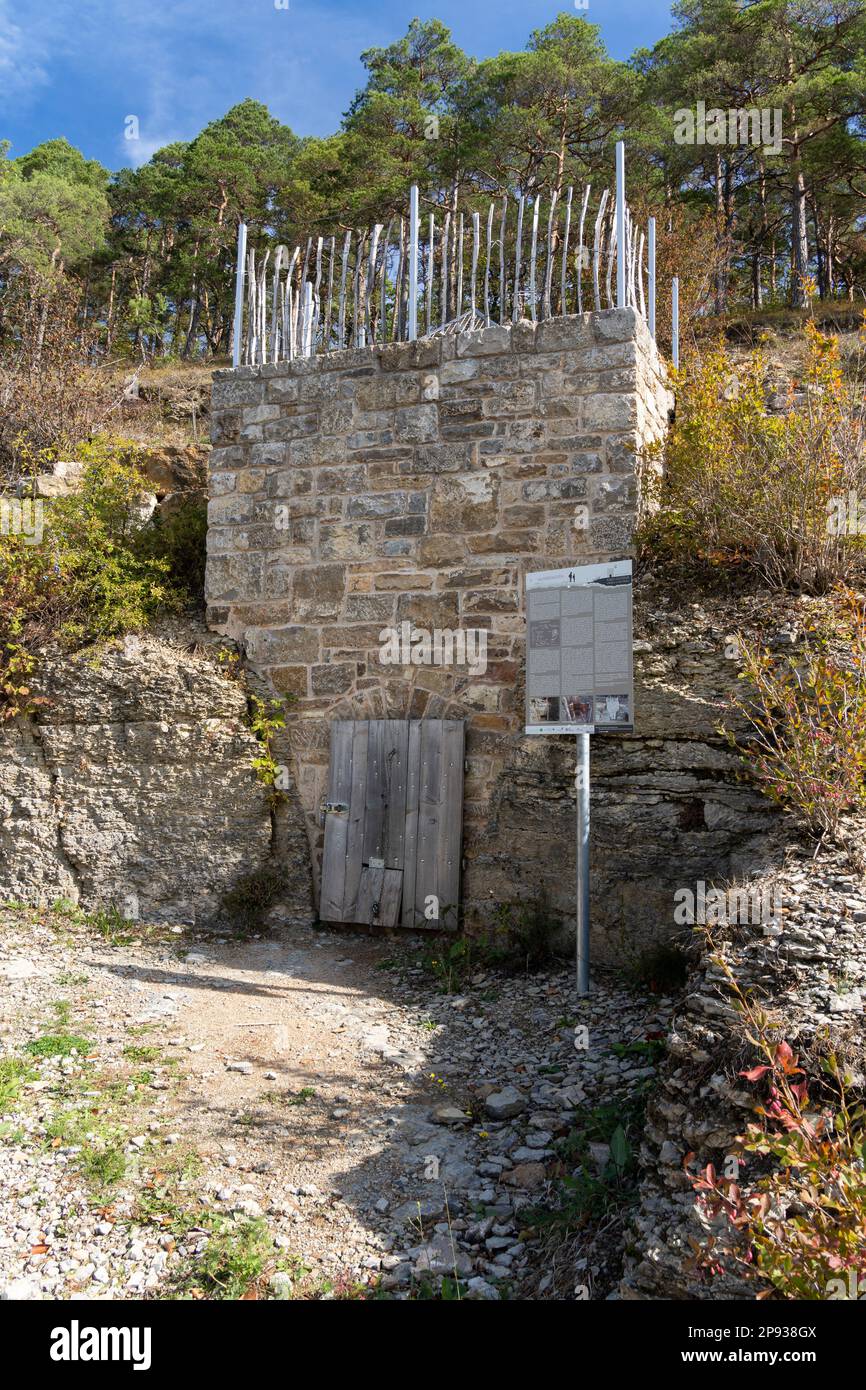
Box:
left=86, top=903, right=139, bottom=944
left=0, top=1056, right=36, bottom=1114
left=220, top=862, right=290, bottom=934
left=490, top=896, right=566, bottom=973
left=247, top=694, right=289, bottom=801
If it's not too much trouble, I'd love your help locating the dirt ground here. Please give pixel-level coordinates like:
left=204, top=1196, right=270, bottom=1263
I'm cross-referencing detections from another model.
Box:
left=0, top=908, right=671, bottom=1300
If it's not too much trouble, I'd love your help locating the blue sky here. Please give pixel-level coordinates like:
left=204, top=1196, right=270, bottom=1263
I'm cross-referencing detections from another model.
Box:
left=1, top=1, right=676, bottom=171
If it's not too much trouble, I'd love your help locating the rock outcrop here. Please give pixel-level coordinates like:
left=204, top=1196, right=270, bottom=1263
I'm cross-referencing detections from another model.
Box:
left=0, top=623, right=314, bottom=926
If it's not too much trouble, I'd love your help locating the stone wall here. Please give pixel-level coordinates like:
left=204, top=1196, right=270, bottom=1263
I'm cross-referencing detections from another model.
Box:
left=204, top=309, right=782, bottom=955
left=0, top=628, right=314, bottom=927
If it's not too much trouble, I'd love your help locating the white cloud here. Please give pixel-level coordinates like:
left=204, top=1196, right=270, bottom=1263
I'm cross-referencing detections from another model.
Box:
left=0, top=2, right=49, bottom=108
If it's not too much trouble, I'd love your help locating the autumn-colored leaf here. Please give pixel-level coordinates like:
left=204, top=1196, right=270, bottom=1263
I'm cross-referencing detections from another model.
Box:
left=740, top=1064, right=772, bottom=1081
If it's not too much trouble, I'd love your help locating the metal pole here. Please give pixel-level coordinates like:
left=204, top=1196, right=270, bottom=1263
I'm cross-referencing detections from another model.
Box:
left=232, top=221, right=247, bottom=368
left=576, top=731, right=591, bottom=995
left=615, top=141, right=626, bottom=310
left=648, top=216, right=656, bottom=341
left=408, top=184, right=419, bottom=341
left=672, top=275, right=680, bottom=368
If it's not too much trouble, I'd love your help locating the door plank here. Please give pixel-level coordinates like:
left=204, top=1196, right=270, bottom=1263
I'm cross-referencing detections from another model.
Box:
left=319, top=721, right=354, bottom=922
left=356, top=864, right=385, bottom=925
left=383, top=720, right=409, bottom=869
left=362, top=720, right=387, bottom=864
left=378, top=869, right=403, bottom=926
left=437, top=720, right=464, bottom=931
left=343, top=720, right=369, bottom=922
left=414, top=719, right=443, bottom=930
left=401, top=719, right=422, bottom=929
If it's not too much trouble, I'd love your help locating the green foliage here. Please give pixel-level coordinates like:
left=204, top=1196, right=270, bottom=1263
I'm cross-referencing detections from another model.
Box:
left=247, top=696, right=287, bottom=795
left=86, top=903, right=139, bottom=945
left=489, top=898, right=565, bottom=972
left=422, top=898, right=565, bottom=991
left=725, top=588, right=866, bottom=840
left=0, top=1057, right=36, bottom=1114
left=44, top=1105, right=127, bottom=1189
left=641, top=324, right=866, bottom=591
left=0, top=167, right=108, bottom=277
left=24, top=1033, right=92, bottom=1058
left=0, top=440, right=201, bottom=717
left=535, top=1092, right=648, bottom=1232
left=190, top=1216, right=274, bottom=1300
left=133, top=495, right=207, bottom=599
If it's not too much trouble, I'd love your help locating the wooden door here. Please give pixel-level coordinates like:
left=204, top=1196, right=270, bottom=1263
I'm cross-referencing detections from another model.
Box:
left=320, top=719, right=463, bottom=929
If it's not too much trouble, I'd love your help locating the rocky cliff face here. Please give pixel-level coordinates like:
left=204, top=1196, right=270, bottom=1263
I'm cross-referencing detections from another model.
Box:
left=0, top=624, right=313, bottom=926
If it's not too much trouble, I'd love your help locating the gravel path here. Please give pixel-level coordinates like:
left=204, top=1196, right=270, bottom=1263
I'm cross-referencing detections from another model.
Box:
left=0, top=909, right=672, bottom=1300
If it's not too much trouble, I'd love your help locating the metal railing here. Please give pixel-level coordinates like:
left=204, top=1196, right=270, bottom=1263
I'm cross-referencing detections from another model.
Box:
left=230, top=141, right=676, bottom=368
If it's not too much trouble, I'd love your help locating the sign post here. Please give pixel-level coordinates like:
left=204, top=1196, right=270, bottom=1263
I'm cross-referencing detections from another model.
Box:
left=525, top=560, right=634, bottom=995
left=576, top=729, right=591, bottom=994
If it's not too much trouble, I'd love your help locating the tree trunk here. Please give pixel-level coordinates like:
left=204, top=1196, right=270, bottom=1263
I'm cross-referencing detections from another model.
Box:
left=713, top=153, right=728, bottom=315
left=790, top=159, right=809, bottom=306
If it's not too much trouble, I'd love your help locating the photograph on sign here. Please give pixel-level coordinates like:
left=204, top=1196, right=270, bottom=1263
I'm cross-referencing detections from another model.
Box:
left=524, top=560, right=634, bottom=735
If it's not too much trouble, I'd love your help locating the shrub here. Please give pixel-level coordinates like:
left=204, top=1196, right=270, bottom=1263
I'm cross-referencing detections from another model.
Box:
left=725, top=588, right=866, bottom=840
left=642, top=321, right=866, bottom=592
left=0, top=440, right=189, bottom=716
left=0, top=272, right=116, bottom=481
left=688, top=973, right=866, bottom=1300
left=221, top=863, right=290, bottom=933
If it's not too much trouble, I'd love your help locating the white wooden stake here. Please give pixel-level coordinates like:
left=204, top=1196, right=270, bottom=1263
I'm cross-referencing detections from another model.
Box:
left=529, top=195, right=541, bottom=322
left=648, top=216, right=657, bottom=340
left=513, top=195, right=525, bottom=322
left=232, top=221, right=247, bottom=367
left=426, top=214, right=434, bottom=334
left=307, top=278, right=316, bottom=355
left=616, top=141, right=626, bottom=310
left=408, top=184, right=419, bottom=341
left=672, top=275, right=680, bottom=367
